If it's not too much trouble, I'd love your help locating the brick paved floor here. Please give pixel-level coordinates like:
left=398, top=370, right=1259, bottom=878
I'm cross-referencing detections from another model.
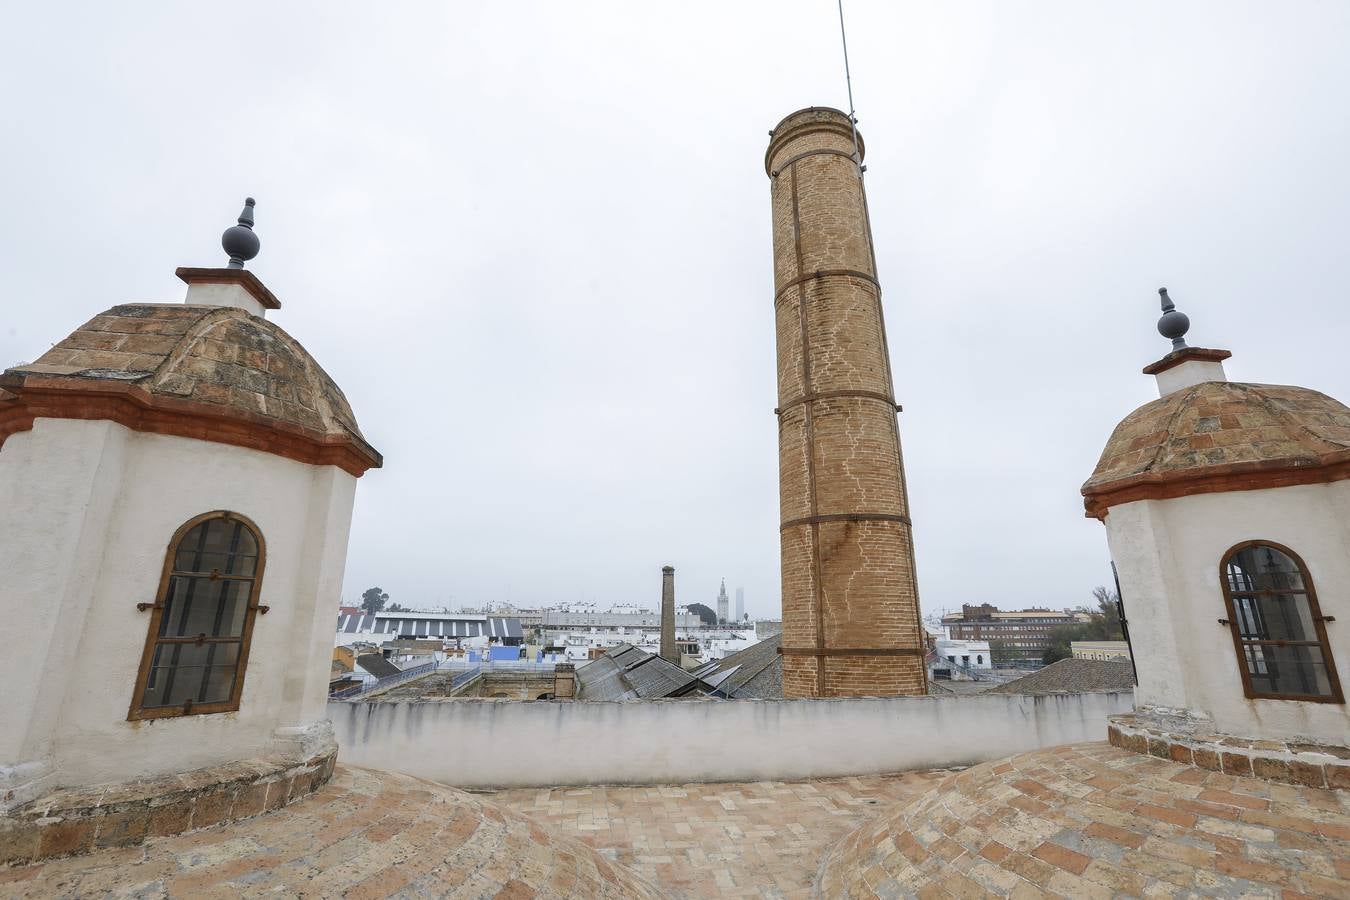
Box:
left=0, top=767, right=661, bottom=899
left=489, top=769, right=951, bottom=898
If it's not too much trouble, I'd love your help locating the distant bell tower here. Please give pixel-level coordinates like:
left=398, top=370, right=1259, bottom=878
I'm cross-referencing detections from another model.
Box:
left=765, top=108, right=926, bottom=698
left=716, top=579, right=730, bottom=624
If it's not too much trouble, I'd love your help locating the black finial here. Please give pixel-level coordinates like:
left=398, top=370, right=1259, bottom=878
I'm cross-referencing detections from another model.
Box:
left=222, top=197, right=260, bottom=270
left=1157, top=287, right=1190, bottom=351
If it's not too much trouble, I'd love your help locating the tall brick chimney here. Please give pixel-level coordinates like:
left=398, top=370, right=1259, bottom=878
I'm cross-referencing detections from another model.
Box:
left=660, top=566, right=677, bottom=664
left=765, top=108, right=927, bottom=698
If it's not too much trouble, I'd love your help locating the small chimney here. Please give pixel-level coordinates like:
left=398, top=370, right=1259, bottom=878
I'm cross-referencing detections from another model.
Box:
left=660, top=566, right=677, bottom=664
left=552, top=663, right=576, bottom=700
left=177, top=198, right=281, bottom=318
left=1142, top=288, right=1230, bottom=397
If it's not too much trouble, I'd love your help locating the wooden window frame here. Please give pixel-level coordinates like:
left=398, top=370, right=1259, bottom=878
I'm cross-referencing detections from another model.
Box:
left=1219, top=540, right=1343, bottom=704
left=128, top=511, right=268, bottom=721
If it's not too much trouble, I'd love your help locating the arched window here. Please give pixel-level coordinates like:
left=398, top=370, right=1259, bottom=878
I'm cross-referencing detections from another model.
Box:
left=129, top=512, right=267, bottom=720
left=1220, top=542, right=1342, bottom=703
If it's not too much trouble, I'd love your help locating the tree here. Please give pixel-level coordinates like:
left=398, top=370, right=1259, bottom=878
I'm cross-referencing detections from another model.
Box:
left=360, top=587, right=389, bottom=615
left=988, top=639, right=1017, bottom=667
left=386, top=603, right=410, bottom=613
left=686, top=602, right=718, bottom=626
left=1041, top=587, right=1125, bottom=665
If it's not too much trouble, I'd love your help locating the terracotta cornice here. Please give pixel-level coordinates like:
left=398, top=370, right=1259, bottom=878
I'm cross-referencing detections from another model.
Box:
left=0, top=376, right=381, bottom=476
left=1141, top=347, right=1231, bottom=376
left=175, top=267, right=282, bottom=310
left=1082, top=452, right=1350, bottom=519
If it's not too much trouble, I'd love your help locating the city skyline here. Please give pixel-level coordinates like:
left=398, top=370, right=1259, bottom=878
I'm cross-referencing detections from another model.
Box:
left=3, top=3, right=1347, bottom=622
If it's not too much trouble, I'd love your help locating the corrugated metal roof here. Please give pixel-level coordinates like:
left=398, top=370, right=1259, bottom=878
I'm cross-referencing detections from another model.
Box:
left=337, top=614, right=522, bottom=639
left=574, top=644, right=702, bottom=700
left=704, top=635, right=782, bottom=698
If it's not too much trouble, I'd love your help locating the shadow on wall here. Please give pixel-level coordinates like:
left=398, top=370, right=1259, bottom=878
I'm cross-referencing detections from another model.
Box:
left=329, top=692, right=1133, bottom=789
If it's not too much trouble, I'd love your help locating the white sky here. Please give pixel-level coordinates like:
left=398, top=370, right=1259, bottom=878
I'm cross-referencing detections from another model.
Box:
left=3, top=2, right=1348, bottom=620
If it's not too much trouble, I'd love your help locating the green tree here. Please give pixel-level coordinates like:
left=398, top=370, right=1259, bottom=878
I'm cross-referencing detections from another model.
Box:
left=386, top=603, right=410, bottom=613
left=1041, top=587, right=1125, bottom=665
left=360, top=587, right=389, bottom=615
left=686, top=602, right=718, bottom=626
left=987, top=639, right=1017, bottom=667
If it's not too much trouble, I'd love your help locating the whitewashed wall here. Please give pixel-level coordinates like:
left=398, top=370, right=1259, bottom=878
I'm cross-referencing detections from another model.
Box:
left=1105, top=483, right=1350, bottom=743
left=0, top=419, right=356, bottom=803
left=329, top=692, right=1133, bottom=789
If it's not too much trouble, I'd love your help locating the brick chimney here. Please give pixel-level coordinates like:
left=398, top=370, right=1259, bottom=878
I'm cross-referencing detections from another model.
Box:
left=765, top=108, right=927, bottom=698
left=552, top=663, right=576, bottom=700
left=660, top=566, right=677, bottom=664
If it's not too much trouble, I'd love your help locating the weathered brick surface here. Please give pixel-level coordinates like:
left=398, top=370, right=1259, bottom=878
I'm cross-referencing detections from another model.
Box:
left=1109, top=713, right=1350, bottom=789
left=0, top=748, right=336, bottom=867
left=767, top=107, right=925, bottom=698
left=817, top=742, right=1350, bottom=898
left=6, top=766, right=660, bottom=899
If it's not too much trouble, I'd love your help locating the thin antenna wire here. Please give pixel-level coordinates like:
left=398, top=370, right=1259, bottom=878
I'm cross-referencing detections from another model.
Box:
left=836, top=0, right=864, bottom=178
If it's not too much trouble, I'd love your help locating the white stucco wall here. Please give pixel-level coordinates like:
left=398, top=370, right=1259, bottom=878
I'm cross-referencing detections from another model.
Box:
left=329, top=692, right=1133, bottom=789
left=0, top=418, right=356, bottom=799
left=1104, top=483, right=1350, bottom=743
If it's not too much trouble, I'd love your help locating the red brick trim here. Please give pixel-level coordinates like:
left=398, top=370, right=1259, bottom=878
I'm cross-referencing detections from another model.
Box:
left=775, top=389, right=900, bottom=416
left=1082, top=454, right=1350, bottom=519
left=0, top=377, right=381, bottom=476
left=778, top=646, right=925, bottom=657
left=773, top=268, right=879, bottom=303
left=175, top=267, right=282, bottom=309
left=1141, top=346, right=1231, bottom=376
left=780, top=512, right=912, bottom=530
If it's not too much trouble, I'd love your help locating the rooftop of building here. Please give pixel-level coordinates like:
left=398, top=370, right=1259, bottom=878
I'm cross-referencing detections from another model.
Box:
left=574, top=644, right=701, bottom=700
left=691, top=634, right=783, bottom=698
left=986, top=657, right=1136, bottom=695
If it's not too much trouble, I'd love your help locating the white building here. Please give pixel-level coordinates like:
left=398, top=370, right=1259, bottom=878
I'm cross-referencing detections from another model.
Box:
left=1084, top=290, right=1349, bottom=744
left=0, top=203, right=380, bottom=812
left=931, top=639, right=993, bottom=679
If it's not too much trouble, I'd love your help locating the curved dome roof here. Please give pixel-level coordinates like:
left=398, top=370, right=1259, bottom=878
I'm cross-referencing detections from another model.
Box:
left=1082, top=380, right=1350, bottom=517
left=0, top=303, right=380, bottom=475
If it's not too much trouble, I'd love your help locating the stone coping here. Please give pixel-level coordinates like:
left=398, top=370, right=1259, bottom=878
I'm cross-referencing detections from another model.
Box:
left=0, top=748, right=335, bottom=867
left=1108, top=713, right=1350, bottom=789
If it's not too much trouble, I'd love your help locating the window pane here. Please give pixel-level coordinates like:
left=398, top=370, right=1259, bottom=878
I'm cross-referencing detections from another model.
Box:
left=159, top=577, right=251, bottom=638
left=141, top=642, right=240, bottom=708
left=1225, top=545, right=1305, bottom=592
left=1230, top=592, right=1318, bottom=642
left=1243, top=643, right=1335, bottom=697
left=174, top=518, right=258, bottom=577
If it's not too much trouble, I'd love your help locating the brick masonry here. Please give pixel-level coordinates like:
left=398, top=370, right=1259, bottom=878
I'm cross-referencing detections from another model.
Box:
left=0, top=748, right=336, bottom=867
left=1108, top=713, right=1350, bottom=789
left=1, top=765, right=660, bottom=898
left=817, top=741, right=1350, bottom=898
left=766, top=107, right=925, bottom=698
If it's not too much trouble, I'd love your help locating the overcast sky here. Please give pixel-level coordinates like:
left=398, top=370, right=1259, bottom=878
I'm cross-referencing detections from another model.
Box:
left=4, top=2, right=1348, bottom=620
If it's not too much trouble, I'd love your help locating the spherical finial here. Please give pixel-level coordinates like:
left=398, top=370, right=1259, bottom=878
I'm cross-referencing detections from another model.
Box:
left=1156, top=287, right=1190, bottom=351
left=221, top=197, right=260, bottom=270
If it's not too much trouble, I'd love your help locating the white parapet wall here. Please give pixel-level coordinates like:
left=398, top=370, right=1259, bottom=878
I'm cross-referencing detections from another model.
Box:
left=328, top=692, right=1134, bottom=789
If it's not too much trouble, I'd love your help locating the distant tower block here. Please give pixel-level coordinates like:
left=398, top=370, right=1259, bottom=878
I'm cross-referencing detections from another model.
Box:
left=735, top=587, right=745, bottom=622
left=765, top=108, right=926, bottom=698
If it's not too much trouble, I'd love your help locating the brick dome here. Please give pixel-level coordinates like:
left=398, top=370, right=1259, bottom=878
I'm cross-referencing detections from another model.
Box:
left=816, top=743, right=1350, bottom=898
left=0, top=303, right=381, bottom=475
left=1082, top=381, right=1350, bottom=518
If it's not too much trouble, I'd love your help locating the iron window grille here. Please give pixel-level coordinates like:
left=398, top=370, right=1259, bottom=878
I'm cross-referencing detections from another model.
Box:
left=128, top=511, right=268, bottom=720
